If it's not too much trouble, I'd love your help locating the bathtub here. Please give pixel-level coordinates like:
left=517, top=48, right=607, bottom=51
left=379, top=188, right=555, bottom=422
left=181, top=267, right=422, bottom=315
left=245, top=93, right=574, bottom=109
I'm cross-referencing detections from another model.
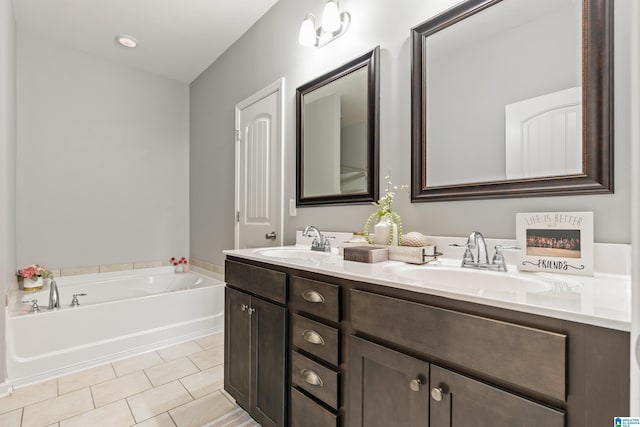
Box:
left=6, top=267, right=224, bottom=387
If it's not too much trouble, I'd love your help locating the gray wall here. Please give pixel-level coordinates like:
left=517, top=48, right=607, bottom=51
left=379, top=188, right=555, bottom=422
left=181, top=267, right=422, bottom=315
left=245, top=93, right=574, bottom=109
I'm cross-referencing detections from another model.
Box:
left=0, top=0, right=17, bottom=382
left=190, top=0, right=633, bottom=268
left=17, top=32, right=190, bottom=269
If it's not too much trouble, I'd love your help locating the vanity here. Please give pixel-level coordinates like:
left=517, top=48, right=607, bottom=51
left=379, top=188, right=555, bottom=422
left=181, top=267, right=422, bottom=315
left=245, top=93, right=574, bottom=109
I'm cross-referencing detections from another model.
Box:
left=223, top=245, right=630, bottom=427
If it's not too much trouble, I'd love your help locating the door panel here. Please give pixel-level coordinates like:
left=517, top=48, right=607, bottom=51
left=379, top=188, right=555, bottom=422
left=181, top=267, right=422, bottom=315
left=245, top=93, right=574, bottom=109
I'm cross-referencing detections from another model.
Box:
left=251, top=296, right=287, bottom=427
left=224, top=287, right=251, bottom=410
left=235, top=80, right=283, bottom=249
left=430, top=365, right=565, bottom=427
left=349, top=336, right=429, bottom=427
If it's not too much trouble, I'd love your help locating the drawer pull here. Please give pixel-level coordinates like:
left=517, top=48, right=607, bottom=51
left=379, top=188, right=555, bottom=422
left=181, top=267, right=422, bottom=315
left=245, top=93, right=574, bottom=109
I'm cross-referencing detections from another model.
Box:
left=300, top=369, right=324, bottom=387
left=302, top=329, right=325, bottom=345
left=431, top=387, right=445, bottom=402
left=409, top=379, right=421, bottom=392
left=302, top=290, right=325, bottom=303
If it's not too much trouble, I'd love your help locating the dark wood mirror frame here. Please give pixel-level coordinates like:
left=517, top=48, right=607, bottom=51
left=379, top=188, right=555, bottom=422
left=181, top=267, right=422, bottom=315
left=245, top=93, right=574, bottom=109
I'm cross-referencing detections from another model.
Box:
left=410, top=0, right=613, bottom=202
left=296, top=46, right=380, bottom=206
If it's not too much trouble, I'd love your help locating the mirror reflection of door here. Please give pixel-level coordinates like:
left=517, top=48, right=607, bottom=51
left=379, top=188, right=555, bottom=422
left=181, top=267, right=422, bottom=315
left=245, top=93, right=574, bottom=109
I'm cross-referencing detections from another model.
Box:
left=302, top=67, right=368, bottom=198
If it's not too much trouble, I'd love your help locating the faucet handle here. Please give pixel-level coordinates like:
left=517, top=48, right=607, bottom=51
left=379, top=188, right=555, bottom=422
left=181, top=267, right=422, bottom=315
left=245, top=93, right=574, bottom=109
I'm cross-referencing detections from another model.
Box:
left=22, top=299, right=39, bottom=312
left=70, top=293, right=87, bottom=307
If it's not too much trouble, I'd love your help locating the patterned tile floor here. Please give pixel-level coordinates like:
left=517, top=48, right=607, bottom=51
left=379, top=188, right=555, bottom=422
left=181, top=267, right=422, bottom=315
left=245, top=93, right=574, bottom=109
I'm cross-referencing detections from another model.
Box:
left=0, top=332, right=260, bottom=427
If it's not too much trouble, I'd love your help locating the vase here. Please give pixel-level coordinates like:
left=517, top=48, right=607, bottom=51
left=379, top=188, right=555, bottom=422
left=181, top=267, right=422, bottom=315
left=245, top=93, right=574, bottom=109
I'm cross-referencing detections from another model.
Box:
left=23, top=276, right=44, bottom=291
left=373, top=216, right=398, bottom=246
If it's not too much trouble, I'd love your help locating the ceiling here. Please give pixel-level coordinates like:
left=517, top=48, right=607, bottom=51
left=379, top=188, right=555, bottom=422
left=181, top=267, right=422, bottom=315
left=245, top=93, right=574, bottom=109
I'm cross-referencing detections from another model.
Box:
left=12, top=0, right=280, bottom=83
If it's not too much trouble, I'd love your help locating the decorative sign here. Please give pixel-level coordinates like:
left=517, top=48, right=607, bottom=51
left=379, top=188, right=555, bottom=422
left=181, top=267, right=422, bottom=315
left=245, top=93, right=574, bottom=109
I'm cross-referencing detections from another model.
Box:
left=516, top=212, right=593, bottom=276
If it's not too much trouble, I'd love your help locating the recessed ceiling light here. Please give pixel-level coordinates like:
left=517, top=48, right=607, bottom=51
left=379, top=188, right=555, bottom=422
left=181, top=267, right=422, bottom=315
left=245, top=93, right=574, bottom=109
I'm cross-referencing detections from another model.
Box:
left=115, top=34, right=138, bottom=48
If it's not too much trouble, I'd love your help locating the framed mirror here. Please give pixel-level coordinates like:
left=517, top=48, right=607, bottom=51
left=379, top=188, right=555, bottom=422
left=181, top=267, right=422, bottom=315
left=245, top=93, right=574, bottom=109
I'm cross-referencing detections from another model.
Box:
left=411, top=0, right=613, bottom=202
left=296, top=46, right=380, bottom=206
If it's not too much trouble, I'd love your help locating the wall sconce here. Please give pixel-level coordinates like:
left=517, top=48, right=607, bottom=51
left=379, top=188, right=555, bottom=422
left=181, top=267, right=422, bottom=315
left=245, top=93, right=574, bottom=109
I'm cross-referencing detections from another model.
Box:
left=298, top=0, right=351, bottom=48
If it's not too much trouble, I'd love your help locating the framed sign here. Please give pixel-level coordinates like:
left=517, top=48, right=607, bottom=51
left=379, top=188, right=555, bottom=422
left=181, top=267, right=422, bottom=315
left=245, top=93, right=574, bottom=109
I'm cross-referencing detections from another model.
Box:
left=516, top=212, right=594, bottom=276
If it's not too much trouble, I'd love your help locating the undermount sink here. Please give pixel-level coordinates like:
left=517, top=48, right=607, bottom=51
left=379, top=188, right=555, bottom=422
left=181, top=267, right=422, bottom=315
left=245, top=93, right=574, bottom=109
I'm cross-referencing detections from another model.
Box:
left=254, top=247, right=334, bottom=261
left=390, top=264, right=557, bottom=296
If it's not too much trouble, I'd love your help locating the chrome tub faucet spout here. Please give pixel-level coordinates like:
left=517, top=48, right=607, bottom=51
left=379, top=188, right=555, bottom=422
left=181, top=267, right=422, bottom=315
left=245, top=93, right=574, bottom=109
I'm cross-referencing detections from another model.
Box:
left=48, top=278, right=60, bottom=309
left=303, top=225, right=331, bottom=252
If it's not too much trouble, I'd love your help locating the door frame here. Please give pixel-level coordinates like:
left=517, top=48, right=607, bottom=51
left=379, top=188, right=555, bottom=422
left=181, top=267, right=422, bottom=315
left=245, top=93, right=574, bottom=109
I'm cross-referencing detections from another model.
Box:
left=234, top=78, right=285, bottom=249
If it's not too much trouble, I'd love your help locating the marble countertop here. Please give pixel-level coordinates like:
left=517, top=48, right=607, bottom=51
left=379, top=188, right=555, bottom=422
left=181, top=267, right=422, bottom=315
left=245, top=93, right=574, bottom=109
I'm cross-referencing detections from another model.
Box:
left=224, top=245, right=631, bottom=332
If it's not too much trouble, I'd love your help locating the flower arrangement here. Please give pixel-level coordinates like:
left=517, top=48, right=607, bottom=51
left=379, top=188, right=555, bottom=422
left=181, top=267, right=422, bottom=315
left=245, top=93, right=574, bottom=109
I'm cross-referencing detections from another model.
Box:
left=170, top=257, right=188, bottom=267
left=170, top=257, right=189, bottom=272
left=17, top=264, right=51, bottom=282
left=363, top=173, right=409, bottom=245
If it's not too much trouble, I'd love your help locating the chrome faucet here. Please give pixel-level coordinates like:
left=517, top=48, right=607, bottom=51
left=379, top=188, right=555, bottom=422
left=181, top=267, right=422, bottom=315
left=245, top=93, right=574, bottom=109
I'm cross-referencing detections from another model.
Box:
left=303, top=225, right=331, bottom=252
left=48, top=278, right=60, bottom=309
left=451, top=231, right=518, bottom=272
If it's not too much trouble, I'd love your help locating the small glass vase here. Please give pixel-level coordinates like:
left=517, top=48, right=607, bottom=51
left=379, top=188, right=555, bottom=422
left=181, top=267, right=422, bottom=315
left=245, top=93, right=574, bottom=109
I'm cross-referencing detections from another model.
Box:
left=373, top=216, right=398, bottom=246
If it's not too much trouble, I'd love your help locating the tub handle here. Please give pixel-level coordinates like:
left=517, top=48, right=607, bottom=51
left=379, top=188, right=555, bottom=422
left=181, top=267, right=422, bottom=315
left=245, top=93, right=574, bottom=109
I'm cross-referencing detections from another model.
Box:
left=70, top=293, right=87, bottom=307
left=21, top=299, right=39, bottom=312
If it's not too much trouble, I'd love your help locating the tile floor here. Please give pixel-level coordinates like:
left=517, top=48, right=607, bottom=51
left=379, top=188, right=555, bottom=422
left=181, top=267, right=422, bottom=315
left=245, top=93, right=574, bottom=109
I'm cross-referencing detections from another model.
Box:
left=0, top=332, right=260, bottom=427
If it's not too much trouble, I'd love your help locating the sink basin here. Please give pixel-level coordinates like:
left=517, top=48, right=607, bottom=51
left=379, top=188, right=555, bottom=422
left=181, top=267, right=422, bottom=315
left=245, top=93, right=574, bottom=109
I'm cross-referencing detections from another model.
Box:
left=254, top=247, right=334, bottom=262
left=390, top=265, right=555, bottom=296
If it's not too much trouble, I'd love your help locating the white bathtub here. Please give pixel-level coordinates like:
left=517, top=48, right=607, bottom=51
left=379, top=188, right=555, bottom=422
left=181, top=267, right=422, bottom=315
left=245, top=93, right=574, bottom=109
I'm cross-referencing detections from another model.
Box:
left=6, top=267, right=224, bottom=387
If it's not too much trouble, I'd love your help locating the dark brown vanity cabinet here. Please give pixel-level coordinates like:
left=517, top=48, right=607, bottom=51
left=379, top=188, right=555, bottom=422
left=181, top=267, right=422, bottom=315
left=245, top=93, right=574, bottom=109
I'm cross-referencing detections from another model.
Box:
left=223, top=257, right=629, bottom=427
left=224, top=261, right=287, bottom=427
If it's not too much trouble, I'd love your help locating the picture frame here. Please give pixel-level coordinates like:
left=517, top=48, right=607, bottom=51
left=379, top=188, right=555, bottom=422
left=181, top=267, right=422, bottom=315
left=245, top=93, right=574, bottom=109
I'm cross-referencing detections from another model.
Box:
left=515, top=212, right=594, bottom=276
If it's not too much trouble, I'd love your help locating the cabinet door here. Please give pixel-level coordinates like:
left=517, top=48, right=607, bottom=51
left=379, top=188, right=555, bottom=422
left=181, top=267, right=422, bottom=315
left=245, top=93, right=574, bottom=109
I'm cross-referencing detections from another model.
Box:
left=251, top=296, right=287, bottom=427
left=430, top=365, right=565, bottom=427
left=224, top=286, right=251, bottom=410
left=349, top=336, right=429, bottom=427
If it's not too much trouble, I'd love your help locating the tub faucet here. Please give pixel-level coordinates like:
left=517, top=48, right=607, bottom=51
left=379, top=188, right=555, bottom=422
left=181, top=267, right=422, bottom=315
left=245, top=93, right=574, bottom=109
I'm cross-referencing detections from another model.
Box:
left=303, top=225, right=331, bottom=252
left=48, top=278, right=60, bottom=310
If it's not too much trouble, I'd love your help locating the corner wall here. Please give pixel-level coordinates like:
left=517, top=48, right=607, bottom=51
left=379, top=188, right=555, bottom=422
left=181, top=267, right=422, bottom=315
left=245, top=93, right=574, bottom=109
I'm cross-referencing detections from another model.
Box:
left=0, top=0, right=17, bottom=383
left=17, top=32, right=190, bottom=269
left=190, top=0, right=632, bottom=269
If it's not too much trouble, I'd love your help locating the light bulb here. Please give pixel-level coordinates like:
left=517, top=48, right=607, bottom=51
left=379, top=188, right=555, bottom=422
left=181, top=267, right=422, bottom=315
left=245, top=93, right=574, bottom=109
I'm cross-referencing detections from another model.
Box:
left=298, top=16, right=317, bottom=46
left=321, top=1, right=341, bottom=32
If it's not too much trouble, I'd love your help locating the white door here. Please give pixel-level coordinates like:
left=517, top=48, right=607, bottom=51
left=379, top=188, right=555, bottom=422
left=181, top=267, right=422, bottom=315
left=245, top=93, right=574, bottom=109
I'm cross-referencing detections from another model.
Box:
left=235, top=79, right=284, bottom=249
left=505, top=86, right=582, bottom=179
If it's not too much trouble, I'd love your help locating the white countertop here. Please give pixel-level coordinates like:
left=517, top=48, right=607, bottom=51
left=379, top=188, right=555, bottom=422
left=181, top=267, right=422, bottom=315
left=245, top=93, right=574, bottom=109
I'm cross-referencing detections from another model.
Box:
left=223, top=245, right=632, bottom=332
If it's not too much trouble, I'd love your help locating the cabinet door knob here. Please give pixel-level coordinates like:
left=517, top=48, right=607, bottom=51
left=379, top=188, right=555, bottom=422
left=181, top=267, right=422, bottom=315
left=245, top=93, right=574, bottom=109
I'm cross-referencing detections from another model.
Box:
left=301, top=290, right=325, bottom=303
left=431, top=387, right=445, bottom=402
left=240, top=304, right=248, bottom=311
left=247, top=307, right=256, bottom=315
left=302, top=329, right=325, bottom=345
left=300, top=369, right=324, bottom=387
left=409, top=379, right=421, bottom=392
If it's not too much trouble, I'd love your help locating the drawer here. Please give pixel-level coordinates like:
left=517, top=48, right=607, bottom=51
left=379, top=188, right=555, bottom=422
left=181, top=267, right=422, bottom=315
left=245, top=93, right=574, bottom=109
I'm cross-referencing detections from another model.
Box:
left=350, top=289, right=567, bottom=401
left=292, top=314, right=340, bottom=366
left=290, top=276, right=340, bottom=323
left=291, top=387, right=337, bottom=427
left=291, top=351, right=339, bottom=410
left=225, top=259, right=286, bottom=304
